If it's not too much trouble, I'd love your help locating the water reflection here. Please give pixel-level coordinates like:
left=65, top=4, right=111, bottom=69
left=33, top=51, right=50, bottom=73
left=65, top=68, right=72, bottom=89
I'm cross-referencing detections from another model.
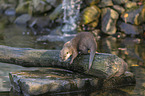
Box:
left=0, top=63, right=27, bottom=91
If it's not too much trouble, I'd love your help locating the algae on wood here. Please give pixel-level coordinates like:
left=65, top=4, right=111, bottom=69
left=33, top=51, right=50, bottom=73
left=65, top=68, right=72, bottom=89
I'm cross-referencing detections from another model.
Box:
left=0, top=45, right=128, bottom=79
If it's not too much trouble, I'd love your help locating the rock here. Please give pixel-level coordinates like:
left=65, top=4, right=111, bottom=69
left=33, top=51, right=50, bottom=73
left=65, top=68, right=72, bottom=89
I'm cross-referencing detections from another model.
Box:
left=9, top=68, right=135, bottom=96
left=14, top=14, right=31, bottom=25
left=29, top=16, right=51, bottom=28
left=0, top=0, right=16, bottom=11
left=9, top=68, right=136, bottom=96
left=9, top=68, right=99, bottom=96
left=98, top=0, right=113, bottom=7
left=118, top=21, right=143, bottom=37
left=15, top=1, right=29, bottom=14
left=0, top=45, right=128, bottom=79
left=113, top=5, right=125, bottom=14
left=49, top=4, right=63, bottom=20
left=84, top=0, right=100, bottom=5
left=112, top=0, right=128, bottom=5
left=46, top=0, right=62, bottom=7
left=101, top=8, right=119, bottom=35
left=81, top=5, right=101, bottom=28
left=4, top=8, right=15, bottom=16
left=125, top=1, right=137, bottom=9
left=121, top=5, right=145, bottom=25
left=16, top=0, right=52, bottom=15
left=33, top=1, right=52, bottom=14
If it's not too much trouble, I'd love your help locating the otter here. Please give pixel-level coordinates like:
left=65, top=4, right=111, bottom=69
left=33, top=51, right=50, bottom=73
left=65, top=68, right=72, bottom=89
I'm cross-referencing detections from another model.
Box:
left=59, top=32, right=97, bottom=71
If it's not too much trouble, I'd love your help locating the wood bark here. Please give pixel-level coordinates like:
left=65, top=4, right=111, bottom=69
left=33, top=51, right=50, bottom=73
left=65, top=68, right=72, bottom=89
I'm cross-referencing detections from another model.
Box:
left=0, top=45, right=128, bottom=78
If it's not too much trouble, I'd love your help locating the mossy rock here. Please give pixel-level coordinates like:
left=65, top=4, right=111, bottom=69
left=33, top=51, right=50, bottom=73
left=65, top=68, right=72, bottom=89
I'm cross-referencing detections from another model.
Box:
left=101, top=8, right=119, bottom=35
left=121, top=5, right=145, bottom=25
left=9, top=68, right=135, bottom=96
left=81, top=5, right=101, bottom=28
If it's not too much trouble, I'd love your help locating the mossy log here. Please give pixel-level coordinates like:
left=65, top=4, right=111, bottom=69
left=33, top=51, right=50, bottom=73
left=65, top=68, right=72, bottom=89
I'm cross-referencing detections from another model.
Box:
left=0, top=45, right=128, bottom=79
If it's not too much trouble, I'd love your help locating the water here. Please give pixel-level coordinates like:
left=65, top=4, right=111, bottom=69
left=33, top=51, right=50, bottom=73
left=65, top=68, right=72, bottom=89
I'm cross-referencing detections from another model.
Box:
left=62, top=0, right=81, bottom=33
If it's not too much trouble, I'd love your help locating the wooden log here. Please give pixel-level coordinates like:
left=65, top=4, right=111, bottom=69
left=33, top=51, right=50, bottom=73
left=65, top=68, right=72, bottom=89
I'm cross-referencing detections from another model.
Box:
left=0, top=45, right=128, bottom=78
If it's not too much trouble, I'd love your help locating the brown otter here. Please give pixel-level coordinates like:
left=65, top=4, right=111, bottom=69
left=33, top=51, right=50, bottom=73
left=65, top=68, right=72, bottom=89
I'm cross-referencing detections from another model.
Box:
left=59, top=32, right=97, bottom=71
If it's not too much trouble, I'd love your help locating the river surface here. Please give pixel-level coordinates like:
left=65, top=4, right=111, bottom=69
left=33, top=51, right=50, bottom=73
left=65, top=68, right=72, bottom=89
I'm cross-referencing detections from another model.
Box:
left=0, top=19, right=145, bottom=95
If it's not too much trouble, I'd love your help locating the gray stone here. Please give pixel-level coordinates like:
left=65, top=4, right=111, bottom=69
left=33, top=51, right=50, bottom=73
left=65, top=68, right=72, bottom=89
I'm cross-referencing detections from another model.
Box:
left=46, top=0, right=62, bottom=7
left=125, top=1, right=137, bottom=9
left=33, top=1, right=52, bottom=13
left=113, top=5, right=125, bottom=14
left=15, top=1, right=29, bottom=14
left=83, top=0, right=100, bottom=5
left=118, top=21, right=143, bottom=37
left=14, top=14, right=31, bottom=25
left=101, top=8, right=119, bottom=35
left=112, top=0, right=128, bottom=5
left=9, top=68, right=135, bottom=96
left=98, top=0, right=113, bottom=7
left=4, top=8, right=16, bottom=16
left=49, top=4, right=63, bottom=20
left=9, top=68, right=99, bottom=96
left=121, top=5, right=145, bottom=25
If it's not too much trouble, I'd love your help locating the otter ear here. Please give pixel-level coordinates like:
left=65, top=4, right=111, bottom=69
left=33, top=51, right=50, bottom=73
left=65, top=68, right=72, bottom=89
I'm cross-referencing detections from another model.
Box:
left=64, top=41, right=70, bottom=46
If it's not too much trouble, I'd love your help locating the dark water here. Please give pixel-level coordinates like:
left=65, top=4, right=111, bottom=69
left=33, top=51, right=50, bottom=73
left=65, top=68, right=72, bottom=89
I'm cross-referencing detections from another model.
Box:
left=0, top=18, right=145, bottom=96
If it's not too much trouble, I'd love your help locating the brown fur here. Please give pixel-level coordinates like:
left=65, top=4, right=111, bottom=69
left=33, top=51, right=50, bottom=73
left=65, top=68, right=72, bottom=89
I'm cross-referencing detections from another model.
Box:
left=59, top=32, right=97, bottom=71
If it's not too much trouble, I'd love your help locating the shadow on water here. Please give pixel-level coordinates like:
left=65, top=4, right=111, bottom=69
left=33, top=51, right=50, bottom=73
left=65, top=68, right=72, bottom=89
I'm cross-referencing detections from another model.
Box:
left=0, top=18, right=145, bottom=96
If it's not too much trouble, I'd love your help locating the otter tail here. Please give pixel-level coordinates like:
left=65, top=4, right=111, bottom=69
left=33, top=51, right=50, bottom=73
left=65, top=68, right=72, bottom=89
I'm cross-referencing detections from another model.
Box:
left=88, top=49, right=96, bottom=71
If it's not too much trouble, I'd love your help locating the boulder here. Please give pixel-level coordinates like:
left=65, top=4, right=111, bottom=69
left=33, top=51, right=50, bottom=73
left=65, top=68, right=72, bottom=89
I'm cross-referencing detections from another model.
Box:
left=118, top=21, right=143, bottom=37
left=46, top=0, right=62, bottom=7
left=121, top=5, right=145, bottom=25
left=9, top=68, right=99, bottom=96
left=16, top=0, right=52, bottom=15
left=101, top=8, right=119, bottom=35
left=98, top=0, right=113, bottom=7
left=112, top=0, right=128, bottom=5
left=81, top=5, right=101, bottom=28
left=14, top=14, right=31, bottom=25
left=9, top=68, right=135, bottom=96
left=125, top=1, right=137, bottom=9
left=83, top=0, right=100, bottom=5
left=113, top=5, right=125, bottom=14
left=32, top=0, right=52, bottom=14
left=15, top=1, right=29, bottom=14
left=4, top=8, right=16, bottom=16
left=49, top=4, right=63, bottom=20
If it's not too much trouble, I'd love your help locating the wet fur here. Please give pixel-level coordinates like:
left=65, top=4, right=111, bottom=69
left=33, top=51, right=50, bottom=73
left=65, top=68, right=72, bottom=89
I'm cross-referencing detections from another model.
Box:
left=60, top=32, right=97, bottom=71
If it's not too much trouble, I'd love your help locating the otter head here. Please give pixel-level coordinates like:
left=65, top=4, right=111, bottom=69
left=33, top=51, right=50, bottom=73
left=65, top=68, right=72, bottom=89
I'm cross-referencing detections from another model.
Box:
left=59, top=41, right=73, bottom=62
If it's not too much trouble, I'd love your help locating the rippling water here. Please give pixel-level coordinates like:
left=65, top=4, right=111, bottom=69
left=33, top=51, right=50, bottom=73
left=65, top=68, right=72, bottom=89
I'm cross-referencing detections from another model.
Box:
left=0, top=17, right=145, bottom=96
